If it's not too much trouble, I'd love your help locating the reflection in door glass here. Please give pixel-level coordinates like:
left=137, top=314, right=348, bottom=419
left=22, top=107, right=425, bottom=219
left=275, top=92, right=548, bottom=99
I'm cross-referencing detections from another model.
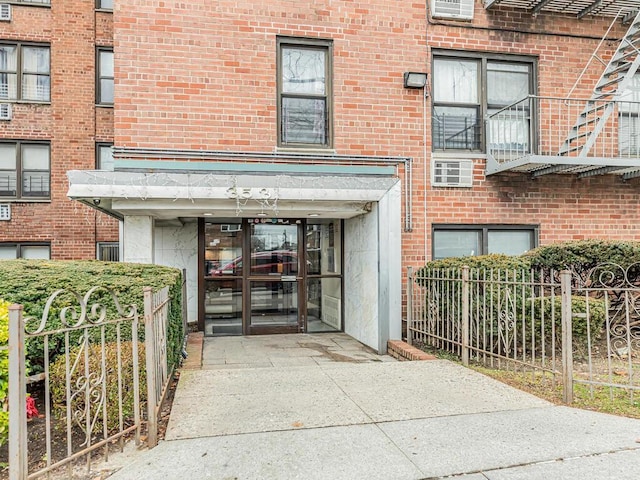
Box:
left=250, top=281, right=298, bottom=328
left=307, top=277, right=341, bottom=332
left=250, top=224, right=298, bottom=275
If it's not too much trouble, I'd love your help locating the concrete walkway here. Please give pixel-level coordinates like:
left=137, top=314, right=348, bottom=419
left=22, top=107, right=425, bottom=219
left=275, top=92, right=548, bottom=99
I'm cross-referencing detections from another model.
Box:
left=110, top=333, right=640, bottom=480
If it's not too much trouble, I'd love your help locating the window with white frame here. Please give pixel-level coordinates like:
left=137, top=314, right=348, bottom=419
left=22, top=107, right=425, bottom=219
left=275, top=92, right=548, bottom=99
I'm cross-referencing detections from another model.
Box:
left=97, top=48, right=114, bottom=105
left=432, top=52, right=534, bottom=152
left=277, top=37, right=332, bottom=148
left=0, top=43, right=50, bottom=102
left=97, top=143, right=114, bottom=171
left=432, top=225, right=537, bottom=260
left=0, top=141, right=50, bottom=199
left=0, top=242, right=50, bottom=259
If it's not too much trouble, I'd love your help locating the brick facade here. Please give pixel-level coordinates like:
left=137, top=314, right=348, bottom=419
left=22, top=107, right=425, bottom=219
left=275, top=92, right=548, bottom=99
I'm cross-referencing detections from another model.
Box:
left=3, top=1, right=639, bottom=271
left=0, top=2, right=118, bottom=259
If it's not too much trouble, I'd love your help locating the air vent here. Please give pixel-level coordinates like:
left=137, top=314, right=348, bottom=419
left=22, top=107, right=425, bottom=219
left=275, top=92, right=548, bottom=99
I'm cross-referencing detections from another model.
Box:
left=432, top=159, right=473, bottom=187
left=431, top=0, right=474, bottom=20
left=0, top=4, right=11, bottom=21
left=0, top=204, right=10, bottom=221
left=0, top=103, right=11, bottom=120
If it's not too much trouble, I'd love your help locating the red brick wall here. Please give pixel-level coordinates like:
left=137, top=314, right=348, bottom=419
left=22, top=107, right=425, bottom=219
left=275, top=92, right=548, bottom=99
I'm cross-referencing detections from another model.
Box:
left=113, top=1, right=639, bottom=277
left=0, top=3, right=118, bottom=259
left=420, top=6, right=639, bottom=263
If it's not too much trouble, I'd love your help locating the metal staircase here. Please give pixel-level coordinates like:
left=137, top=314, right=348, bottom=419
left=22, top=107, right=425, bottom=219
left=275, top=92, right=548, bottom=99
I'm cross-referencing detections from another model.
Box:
left=559, top=10, right=640, bottom=156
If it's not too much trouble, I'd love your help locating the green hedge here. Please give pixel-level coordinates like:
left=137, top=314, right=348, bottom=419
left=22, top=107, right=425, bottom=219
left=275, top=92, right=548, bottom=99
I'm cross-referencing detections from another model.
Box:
left=0, top=260, right=184, bottom=374
left=524, top=240, right=640, bottom=282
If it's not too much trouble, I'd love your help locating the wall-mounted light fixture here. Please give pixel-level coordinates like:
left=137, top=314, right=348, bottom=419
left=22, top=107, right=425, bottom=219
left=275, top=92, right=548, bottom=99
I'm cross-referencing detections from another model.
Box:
left=403, top=72, right=427, bottom=89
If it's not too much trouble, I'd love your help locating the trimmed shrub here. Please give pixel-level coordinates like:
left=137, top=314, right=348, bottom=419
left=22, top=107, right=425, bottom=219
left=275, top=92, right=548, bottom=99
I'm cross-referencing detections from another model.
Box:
left=524, top=240, right=640, bottom=283
left=524, top=295, right=607, bottom=351
left=49, top=341, right=145, bottom=434
left=417, top=254, right=531, bottom=274
left=0, top=260, right=184, bottom=374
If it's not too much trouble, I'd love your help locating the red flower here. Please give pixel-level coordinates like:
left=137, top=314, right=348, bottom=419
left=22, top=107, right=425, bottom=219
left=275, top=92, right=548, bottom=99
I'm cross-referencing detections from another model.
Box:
left=25, top=395, right=39, bottom=419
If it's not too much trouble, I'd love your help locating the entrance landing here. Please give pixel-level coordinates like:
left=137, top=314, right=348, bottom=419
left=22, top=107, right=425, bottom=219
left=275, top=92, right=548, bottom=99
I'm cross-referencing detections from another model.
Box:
left=197, top=332, right=392, bottom=369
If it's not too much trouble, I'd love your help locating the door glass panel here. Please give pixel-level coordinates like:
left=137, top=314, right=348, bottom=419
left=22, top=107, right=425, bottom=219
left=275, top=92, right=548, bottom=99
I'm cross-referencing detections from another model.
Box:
left=250, top=223, right=298, bottom=276
left=204, top=222, right=244, bottom=336
left=306, top=220, right=341, bottom=274
left=250, top=280, right=298, bottom=328
left=205, top=279, right=242, bottom=336
left=307, top=277, right=341, bottom=332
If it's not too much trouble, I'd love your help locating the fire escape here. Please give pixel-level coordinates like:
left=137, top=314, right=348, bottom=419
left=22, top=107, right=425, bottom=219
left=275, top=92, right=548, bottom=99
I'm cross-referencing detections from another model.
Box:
left=484, top=1, right=640, bottom=179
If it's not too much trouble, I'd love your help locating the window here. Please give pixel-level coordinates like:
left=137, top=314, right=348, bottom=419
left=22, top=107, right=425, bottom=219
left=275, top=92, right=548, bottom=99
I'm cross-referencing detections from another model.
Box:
left=96, top=0, right=113, bottom=9
left=97, top=48, right=114, bottom=105
left=432, top=52, right=534, bottom=151
left=0, top=141, right=50, bottom=199
left=0, top=243, right=50, bottom=259
left=97, top=143, right=114, bottom=171
left=4, top=1, right=50, bottom=5
left=277, top=37, right=332, bottom=148
left=0, top=43, right=50, bottom=102
left=432, top=225, right=537, bottom=260
left=97, top=242, right=119, bottom=261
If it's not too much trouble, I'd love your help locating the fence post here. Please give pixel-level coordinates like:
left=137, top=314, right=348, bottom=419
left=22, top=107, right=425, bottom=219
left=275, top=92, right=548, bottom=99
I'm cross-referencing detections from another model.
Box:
left=407, top=267, right=413, bottom=345
left=560, top=270, right=574, bottom=404
left=143, top=287, right=158, bottom=448
left=8, top=304, right=27, bottom=480
left=461, top=266, right=470, bottom=366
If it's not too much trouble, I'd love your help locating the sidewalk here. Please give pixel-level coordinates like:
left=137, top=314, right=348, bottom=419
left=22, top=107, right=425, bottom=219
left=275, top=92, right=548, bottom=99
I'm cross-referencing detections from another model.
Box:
left=109, top=334, right=640, bottom=480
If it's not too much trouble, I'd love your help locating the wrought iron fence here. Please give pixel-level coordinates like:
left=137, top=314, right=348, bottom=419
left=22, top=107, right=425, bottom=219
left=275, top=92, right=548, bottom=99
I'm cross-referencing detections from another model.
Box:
left=8, top=285, right=174, bottom=480
left=407, top=264, right=640, bottom=405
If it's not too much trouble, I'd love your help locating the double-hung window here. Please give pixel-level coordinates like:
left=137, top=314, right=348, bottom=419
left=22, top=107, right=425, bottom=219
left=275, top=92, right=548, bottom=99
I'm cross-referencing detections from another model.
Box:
left=432, top=225, right=537, bottom=260
left=0, top=43, right=50, bottom=102
left=0, top=141, right=50, bottom=199
left=432, top=52, right=534, bottom=152
left=97, top=48, right=114, bottom=105
left=277, top=37, right=332, bottom=148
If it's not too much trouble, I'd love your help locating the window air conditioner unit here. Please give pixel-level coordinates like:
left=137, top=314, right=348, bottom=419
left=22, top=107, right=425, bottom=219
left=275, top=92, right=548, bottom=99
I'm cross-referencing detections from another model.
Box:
left=0, top=204, right=10, bottom=221
left=0, top=4, right=11, bottom=21
left=432, top=159, right=473, bottom=187
left=0, top=103, right=11, bottom=120
left=221, top=224, right=241, bottom=232
left=432, top=0, right=474, bottom=20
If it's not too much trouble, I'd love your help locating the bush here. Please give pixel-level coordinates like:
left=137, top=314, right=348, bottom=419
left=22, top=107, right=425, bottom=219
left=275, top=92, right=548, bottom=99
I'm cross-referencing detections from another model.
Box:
left=417, top=254, right=531, bottom=274
left=524, top=240, right=640, bottom=283
left=0, top=260, right=184, bottom=374
left=524, top=295, right=607, bottom=351
left=49, top=341, right=145, bottom=434
left=0, top=299, right=9, bottom=446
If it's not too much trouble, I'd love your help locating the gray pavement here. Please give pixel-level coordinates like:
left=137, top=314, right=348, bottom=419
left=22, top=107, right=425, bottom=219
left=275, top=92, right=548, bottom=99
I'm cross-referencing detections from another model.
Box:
left=109, top=333, right=640, bottom=480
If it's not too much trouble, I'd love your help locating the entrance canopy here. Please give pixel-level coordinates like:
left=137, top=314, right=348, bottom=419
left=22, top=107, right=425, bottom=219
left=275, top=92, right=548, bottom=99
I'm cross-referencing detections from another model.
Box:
left=67, top=169, right=400, bottom=222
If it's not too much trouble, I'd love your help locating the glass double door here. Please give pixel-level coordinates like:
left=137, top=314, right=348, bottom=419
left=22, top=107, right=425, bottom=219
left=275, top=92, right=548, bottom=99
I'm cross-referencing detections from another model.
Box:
left=202, top=219, right=342, bottom=336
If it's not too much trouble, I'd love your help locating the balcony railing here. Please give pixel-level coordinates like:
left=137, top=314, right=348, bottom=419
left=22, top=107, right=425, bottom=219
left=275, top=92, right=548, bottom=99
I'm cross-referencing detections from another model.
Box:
left=486, top=95, right=640, bottom=176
